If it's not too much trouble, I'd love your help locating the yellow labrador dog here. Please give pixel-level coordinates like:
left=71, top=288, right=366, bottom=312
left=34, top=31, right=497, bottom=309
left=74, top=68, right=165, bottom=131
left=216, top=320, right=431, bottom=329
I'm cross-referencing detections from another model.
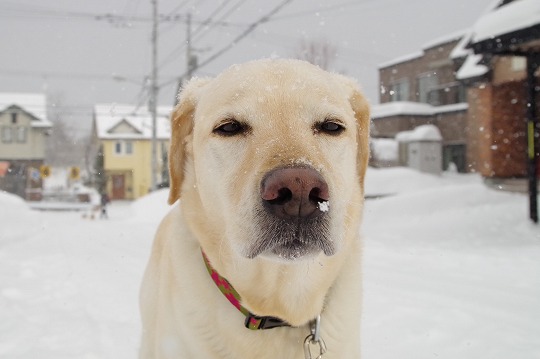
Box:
left=140, top=59, right=370, bottom=358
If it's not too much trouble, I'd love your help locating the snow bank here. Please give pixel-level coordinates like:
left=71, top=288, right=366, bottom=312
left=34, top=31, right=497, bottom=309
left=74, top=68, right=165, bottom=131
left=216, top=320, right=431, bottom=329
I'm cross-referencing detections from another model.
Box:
left=0, top=191, right=43, bottom=242
left=365, top=182, right=530, bottom=246
left=130, top=188, right=172, bottom=224
left=364, top=167, right=474, bottom=196
left=362, top=170, right=540, bottom=359
left=371, top=138, right=398, bottom=162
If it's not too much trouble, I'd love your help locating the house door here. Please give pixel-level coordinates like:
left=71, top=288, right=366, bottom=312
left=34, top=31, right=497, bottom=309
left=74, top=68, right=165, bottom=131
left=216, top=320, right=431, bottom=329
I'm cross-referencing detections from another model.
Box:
left=443, top=144, right=466, bottom=173
left=111, top=174, right=125, bottom=200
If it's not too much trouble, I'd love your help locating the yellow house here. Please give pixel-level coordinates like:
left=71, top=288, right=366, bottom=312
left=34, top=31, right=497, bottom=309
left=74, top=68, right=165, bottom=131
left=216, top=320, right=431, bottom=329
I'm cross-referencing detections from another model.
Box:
left=93, top=103, right=171, bottom=200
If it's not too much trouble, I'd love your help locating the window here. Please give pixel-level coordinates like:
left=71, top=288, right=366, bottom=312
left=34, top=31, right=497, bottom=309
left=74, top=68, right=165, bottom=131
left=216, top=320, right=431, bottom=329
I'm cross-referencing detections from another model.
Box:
left=390, top=79, right=409, bottom=102
left=114, top=140, right=133, bottom=155
left=115, top=141, right=122, bottom=154
left=1, top=127, right=12, bottom=143
left=418, top=73, right=439, bottom=104
left=457, top=83, right=467, bottom=103
left=511, top=57, right=526, bottom=72
left=16, top=127, right=27, bottom=143
left=11, top=113, right=17, bottom=124
left=125, top=141, right=133, bottom=154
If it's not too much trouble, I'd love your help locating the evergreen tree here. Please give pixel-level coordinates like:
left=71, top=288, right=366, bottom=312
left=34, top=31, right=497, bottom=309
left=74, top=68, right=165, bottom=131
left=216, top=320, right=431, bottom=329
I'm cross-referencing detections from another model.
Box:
left=94, top=145, right=106, bottom=193
left=160, top=143, right=169, bottom=188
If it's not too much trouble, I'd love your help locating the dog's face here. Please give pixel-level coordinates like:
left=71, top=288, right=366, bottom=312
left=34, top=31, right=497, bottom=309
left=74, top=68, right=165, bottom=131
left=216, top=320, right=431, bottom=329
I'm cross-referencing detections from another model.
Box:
left=169, top=59, right=369, bottom=262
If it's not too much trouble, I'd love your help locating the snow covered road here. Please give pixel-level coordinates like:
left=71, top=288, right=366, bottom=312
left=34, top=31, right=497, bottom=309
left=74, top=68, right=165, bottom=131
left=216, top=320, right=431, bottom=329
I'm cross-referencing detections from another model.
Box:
left=0, top=200, right=156, bottom=358
left=1, top=168, right=539, bottom=358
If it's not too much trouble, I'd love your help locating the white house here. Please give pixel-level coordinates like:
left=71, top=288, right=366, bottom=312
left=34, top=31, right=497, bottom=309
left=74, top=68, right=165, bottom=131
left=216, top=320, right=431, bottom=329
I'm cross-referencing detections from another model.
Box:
left=0, top=93, right=52, bottom=199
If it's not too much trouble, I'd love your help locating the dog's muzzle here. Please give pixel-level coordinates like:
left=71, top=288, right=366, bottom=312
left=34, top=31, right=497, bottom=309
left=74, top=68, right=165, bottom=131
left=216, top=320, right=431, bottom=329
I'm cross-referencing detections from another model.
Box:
left=247, top=166, right=334, bottom=260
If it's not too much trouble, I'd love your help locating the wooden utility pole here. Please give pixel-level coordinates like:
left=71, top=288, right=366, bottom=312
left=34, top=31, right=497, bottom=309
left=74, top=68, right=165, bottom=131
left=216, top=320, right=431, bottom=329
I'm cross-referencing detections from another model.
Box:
left=186, top=13, right=195, bottom=80
left=150, top=0, right=158, bottom=190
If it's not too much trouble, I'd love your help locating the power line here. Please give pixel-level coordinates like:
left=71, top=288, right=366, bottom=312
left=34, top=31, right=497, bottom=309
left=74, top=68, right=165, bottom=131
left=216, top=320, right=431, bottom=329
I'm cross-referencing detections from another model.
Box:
left=0, top=5, right=245, bottom=27
left=162, top=0, right=191, bottom=18
left=0, top=68, right=177, bottom=84
left=156, top=0, right=192, bottom=35
left=157, top=0, right=250, bottom=76
left=121, top=0, right=141, bottom=16
left=269, top=0, right=381, bottom=21
left=193, top=0, right=248, bottom=39
left=191, top=0, right=233, bottom=37
left=159, top=0, right=295, bottom=88
left=248, top=28, right=390, bottom=64
left=194, top=0, right=295, bottom=72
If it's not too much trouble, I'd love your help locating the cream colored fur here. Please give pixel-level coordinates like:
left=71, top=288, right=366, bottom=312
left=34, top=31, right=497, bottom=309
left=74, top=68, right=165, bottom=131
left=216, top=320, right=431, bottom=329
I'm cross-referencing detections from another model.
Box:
left=139, top=59, right=370, bottom=358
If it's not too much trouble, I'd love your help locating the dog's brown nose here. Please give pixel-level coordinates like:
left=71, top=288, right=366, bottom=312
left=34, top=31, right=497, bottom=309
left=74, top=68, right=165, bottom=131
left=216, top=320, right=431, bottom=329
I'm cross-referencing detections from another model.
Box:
left=261, top=167, right=329, bottom=219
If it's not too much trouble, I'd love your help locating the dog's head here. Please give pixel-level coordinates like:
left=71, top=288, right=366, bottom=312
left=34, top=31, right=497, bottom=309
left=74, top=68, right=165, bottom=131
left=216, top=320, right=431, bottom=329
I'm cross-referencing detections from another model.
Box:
left=168, top=59, right=369, bottom=263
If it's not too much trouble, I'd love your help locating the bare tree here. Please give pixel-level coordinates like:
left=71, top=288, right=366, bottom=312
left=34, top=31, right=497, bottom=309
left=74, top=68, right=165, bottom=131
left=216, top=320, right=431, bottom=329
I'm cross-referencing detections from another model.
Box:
left=294, top=38, right=337, bottom=70
left=45, top=92, right=89, bottom=167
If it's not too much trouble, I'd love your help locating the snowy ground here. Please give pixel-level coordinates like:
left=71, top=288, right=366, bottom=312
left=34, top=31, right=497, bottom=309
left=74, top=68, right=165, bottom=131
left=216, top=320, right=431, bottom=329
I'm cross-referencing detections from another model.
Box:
left=1, top=167, right=539, bottom=358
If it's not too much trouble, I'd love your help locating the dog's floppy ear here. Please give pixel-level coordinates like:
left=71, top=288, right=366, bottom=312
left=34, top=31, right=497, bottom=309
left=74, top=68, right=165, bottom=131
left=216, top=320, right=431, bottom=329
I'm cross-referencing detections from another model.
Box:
left=338, top=75, right=371, bottom=190
left=168, top=77, right=211, bottom=204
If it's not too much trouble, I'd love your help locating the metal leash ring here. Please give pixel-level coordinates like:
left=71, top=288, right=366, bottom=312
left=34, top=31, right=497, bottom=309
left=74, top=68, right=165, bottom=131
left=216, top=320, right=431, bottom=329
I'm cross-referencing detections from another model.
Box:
left=303, top=315, right=327, bottom=359
left=303, top=334, right=327, bottom=359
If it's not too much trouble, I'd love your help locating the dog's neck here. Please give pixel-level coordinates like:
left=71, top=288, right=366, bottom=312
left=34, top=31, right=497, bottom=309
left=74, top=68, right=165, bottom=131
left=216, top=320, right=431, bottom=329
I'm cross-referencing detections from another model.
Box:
left=200, top=243, right=350, bottom=327
left=202, top=250, right=290, bottom=330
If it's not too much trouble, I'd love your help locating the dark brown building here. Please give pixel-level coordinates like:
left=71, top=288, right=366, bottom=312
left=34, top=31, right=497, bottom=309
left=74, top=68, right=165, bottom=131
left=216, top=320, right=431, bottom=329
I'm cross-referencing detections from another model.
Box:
left=372, top=34, right=469, bottom=172
left=372, top=0, right=540, bottom=182
left=456, top=0, right=540, bottom=183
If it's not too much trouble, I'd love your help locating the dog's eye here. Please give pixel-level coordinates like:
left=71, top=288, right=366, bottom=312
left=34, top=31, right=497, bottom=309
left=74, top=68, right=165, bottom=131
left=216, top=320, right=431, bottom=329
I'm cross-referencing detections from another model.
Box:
left=213, top=120, right=247, bottom=136
left=316, top=120, right=345, bottom=135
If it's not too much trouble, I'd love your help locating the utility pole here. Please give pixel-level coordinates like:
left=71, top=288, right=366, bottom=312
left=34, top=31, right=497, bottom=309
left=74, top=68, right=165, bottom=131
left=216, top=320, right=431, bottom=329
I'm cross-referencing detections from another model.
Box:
left=150, top=0, right=158, bottom=191
left=186, top=13, right=197, bottom=81
left=526, top=54, right=539, bottom=223
left=174, top=12, right=197, bottom=105
left=186, top=13, right=193, bottom=80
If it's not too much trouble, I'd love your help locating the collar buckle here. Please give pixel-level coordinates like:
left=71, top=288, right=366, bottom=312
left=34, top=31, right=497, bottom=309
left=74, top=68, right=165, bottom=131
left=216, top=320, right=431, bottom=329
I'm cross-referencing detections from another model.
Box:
left=245, top=313, right=290, bottom=330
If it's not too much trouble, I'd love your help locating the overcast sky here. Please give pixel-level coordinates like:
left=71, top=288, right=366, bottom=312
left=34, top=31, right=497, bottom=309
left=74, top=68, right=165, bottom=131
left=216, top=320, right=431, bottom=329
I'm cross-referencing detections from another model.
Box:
left=0, top=0, right=494, bottom=135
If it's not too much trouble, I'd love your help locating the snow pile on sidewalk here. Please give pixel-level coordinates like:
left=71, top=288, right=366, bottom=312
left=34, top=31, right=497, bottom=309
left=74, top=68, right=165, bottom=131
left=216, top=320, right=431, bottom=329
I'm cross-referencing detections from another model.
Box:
left=0, top=168, right=539, bottom=358
left=0, top=191, right=43, bottom=242
left=362, top=168, right=540, bottom=359
left=130, top=188, right=170, bottom=224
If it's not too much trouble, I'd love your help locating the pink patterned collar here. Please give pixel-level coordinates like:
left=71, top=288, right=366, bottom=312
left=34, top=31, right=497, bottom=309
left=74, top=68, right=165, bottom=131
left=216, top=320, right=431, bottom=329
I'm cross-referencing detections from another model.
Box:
left=201, top=251, right=290, bottom=330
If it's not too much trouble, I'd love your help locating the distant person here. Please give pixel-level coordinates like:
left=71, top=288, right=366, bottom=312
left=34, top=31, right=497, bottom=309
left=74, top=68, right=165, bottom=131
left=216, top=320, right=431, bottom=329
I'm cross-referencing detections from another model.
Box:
left=100, top=192, right=110, bottom=219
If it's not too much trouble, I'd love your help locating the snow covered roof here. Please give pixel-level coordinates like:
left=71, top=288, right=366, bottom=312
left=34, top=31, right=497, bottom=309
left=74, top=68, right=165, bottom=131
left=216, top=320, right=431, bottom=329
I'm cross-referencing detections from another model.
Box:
left=450, top=29, right=475, bottom=60
left=421, top=30, right=467, bottom=52
left=0, top=92, right=51, bottom=128
left=471, top=0, right=540, bottom=44
left=372, top=102, right=433, bottom=118
left=456, top=54, right=489, bottom=80
left=379, top=30, right=465, bottom=69
left=449, top=3, right=499, bottom=79
left=395, top=124, right=442, bottom=142
left=378, top=51, right=423, bottom=69
left=453, top=0, right=540, bottom=79
left=371, top=102, right=468, bottom=119
left=94, top=103, right=172, bottom=140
